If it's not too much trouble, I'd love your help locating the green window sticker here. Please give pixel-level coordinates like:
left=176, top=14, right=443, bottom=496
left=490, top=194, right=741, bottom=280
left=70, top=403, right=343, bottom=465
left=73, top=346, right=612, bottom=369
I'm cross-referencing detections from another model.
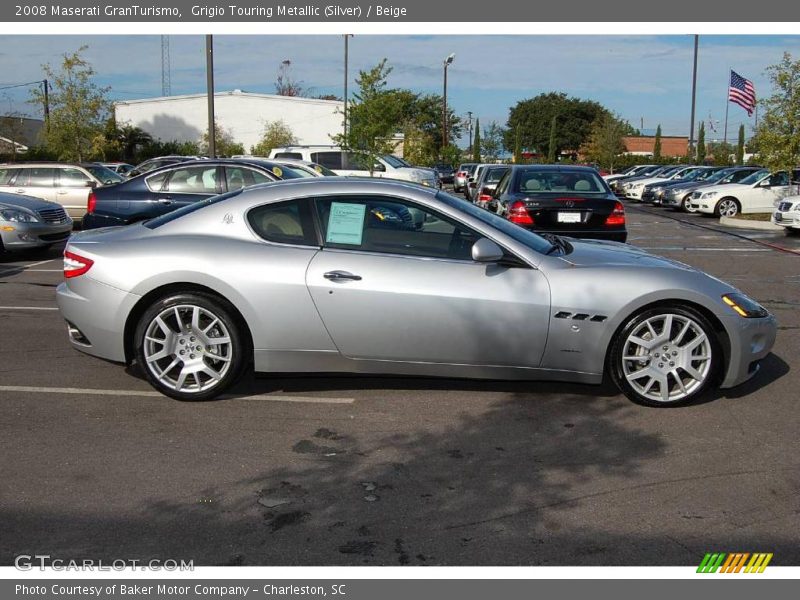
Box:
left=326, top=202, right=366, bottom=245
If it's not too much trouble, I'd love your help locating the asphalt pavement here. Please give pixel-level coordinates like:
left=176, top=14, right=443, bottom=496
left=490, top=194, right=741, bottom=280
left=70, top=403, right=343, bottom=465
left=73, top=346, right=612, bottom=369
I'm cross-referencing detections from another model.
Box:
left=1, top=204, right=798, bottom=566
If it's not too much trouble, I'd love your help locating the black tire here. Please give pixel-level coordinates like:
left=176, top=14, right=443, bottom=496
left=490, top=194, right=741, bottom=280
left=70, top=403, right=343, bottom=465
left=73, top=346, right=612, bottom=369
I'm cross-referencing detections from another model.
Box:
left=608, top=305, right=722, bottom=407
left=134, top=292, right=249, bottom=401
left=715, top=197, right=740, bottom=218
left=786, top=228, right=800, bottom=237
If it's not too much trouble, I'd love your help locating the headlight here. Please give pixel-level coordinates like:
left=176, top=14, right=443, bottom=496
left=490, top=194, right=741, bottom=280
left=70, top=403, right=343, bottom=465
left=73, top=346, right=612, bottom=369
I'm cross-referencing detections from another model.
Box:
left=0, top=209, right=39, bottom=223
left=633, top=183, right=644, bottom=189
left=722, top=293, right=769, bottom=318
left=701, top=191, right=718, bottom=199
left=652, top=187, right=663, bottom=193
left=671, top=188, right=685, bottom=195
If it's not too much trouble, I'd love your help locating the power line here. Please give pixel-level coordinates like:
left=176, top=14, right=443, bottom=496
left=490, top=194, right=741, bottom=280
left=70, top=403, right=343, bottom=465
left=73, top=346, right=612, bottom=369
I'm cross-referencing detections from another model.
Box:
left=0, top=81, right=45, bottom=92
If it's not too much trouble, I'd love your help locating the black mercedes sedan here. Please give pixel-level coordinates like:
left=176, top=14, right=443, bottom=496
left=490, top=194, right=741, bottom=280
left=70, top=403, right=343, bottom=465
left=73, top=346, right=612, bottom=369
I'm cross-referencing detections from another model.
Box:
left=494, top=165, right=627, bottom=243
left=82, top=159, right=302, bottom=229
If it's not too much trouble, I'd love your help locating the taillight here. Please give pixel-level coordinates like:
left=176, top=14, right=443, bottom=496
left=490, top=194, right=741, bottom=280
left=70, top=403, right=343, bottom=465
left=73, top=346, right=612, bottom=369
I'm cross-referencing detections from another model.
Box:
left=478, top=193, right=493, bottom=202
left=508, top=200, right=534, bottom=225
left=604, top=201, right=626, bottom=226
left=64, top=251, right=94, bottom=279
left=87, top=191, right=97, bottom=214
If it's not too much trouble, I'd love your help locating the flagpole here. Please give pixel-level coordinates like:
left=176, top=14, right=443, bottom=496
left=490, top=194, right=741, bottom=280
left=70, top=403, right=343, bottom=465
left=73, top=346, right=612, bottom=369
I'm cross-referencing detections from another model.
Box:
left=723, top=67, right=730, bottom=146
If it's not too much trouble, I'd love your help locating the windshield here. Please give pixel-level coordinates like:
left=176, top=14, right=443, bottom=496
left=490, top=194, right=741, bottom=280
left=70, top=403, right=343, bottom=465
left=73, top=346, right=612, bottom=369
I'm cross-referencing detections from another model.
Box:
left=739, top=169, right=769, bottom=185
left=436, top=190, right=553, bottom=255
left=85, top=165, right=124, bottom=184
left=382, top=155, right=408, bottom=169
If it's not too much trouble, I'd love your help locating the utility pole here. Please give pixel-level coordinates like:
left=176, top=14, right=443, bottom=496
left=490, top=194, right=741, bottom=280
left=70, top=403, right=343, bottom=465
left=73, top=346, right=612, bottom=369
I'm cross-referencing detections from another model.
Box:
left=343, top=34, right=352, bottom=145
left=205, top=35, right=215, bottom=158
left=442, top=53, right=455, bottom=150
left=42, top=79, right=50, bottom=131
left=689, top=34, right=698, bottom=156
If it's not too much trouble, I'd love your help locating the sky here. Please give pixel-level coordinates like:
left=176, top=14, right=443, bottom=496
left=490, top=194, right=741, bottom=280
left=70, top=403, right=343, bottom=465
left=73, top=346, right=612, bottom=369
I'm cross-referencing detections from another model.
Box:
left=2, top=34, right=799, bottom=145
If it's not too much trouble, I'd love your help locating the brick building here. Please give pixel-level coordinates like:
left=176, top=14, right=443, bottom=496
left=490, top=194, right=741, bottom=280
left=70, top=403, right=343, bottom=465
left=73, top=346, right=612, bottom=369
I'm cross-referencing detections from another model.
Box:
left=623, top=135, right=688, bottom=157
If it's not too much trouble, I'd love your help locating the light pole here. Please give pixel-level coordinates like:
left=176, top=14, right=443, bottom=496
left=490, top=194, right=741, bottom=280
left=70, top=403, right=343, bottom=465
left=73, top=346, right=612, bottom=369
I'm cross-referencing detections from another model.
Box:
left=689, top=34, right=699, bottom=158
left=466, top=110, right=473, bottom=155
left=343, top=34, right=353, bottom=144
left=205, top=35, right=215, bottom=158
left=442, top=53, right=455, bottom=151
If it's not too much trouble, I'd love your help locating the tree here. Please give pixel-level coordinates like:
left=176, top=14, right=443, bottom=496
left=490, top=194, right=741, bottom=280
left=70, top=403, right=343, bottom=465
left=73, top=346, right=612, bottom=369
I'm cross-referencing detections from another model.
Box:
left=505, top=92, right=610, bottom=159
left=547, top=116, right=558, bottom=162
left=275, top=60, right=306, bottom=97
left=736, top=124, right=746, bottom=165
left=513, top=128, right=522, bottom=163
left=708, top=142, right=734, bottom=166
left=481, top=121, right=505, bottom=161
left=582, top=113, right=629, bottom=173
left=28, top=46, right=110, bottom=161
left=754, top=52, right=800, bottom=188
left=383, top=89, right=461, bottom=162
left=251, top=119, right=298, bottom=156
left=653, top=124, right=662, bottom=161
left=199, top=119, right=244, bottom=156
left=471, top=118, right=481, bottom=162
left=696, top=121, right=706, bottom=163
left=332, top=59, right=399, bottom=175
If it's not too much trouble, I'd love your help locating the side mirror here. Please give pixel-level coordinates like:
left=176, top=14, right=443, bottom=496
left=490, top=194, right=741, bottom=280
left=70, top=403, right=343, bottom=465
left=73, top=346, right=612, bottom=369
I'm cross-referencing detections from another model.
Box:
left=373, top=162, right=386, bottom=172
left=471, top=238, right=504, bottom=263
left=86, top=180, right=98, bottom=188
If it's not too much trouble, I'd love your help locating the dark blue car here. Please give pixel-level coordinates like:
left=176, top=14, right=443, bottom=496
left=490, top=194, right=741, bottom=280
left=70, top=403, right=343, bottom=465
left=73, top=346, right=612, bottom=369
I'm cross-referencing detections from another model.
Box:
left=82, top=159, right=302, bottom=229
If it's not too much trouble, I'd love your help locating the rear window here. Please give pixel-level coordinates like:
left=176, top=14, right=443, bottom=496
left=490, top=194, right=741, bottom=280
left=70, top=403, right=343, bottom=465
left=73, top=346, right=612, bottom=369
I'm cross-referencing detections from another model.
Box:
left=274, top=152, right=303, bottom=160
left=514, top=169, right=609, bottom=194
left=311, top=151, right=342, bottom=170
left=144, top=189, right=242, bottom=229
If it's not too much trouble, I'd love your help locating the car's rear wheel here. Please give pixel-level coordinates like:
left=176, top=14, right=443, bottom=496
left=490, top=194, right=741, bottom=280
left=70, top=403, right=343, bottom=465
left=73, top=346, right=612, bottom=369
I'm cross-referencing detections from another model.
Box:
left=135, top=293, right=247, bottom=401
left=609, top=305, right=721, bottom=407
left=715, top=197, right=740, bottom=218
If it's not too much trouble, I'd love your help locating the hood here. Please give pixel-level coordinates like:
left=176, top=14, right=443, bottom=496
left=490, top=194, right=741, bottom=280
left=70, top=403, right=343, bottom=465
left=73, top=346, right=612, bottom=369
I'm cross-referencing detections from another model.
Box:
left=0, top=192, right=63, bottom=213
left=559, top=238, right=698, bottom=271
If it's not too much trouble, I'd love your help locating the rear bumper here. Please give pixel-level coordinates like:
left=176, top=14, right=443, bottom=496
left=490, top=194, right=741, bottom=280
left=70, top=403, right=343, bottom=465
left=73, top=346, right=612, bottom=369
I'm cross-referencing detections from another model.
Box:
left=56, top=278, right=140, bottom=363
left=0, top=220, right=73, bottom=250
left=719, top=314, right=778, bottom=389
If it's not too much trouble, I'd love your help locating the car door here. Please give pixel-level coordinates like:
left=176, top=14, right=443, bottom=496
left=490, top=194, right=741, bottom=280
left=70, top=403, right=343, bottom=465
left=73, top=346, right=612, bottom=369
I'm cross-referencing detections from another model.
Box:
left=751, top=172, right=790, bottom=212
left=305, top=194, right=551, bottom=368
left=13, top=167, right=57, bottom=203
left=155, top=165, right=222, bottom=216
left=55, top=166, right=94, bottom=218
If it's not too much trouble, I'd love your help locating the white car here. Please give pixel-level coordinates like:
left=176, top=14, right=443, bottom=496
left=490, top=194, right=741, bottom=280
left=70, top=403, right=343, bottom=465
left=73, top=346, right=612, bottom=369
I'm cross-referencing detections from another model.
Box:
left=771, top=195, right=800, bottom=233
left=624, top=166, right=694, bottom=201
left=268, top=146, right=437, bottom=188
left=691, top=169, right=799, bottom=217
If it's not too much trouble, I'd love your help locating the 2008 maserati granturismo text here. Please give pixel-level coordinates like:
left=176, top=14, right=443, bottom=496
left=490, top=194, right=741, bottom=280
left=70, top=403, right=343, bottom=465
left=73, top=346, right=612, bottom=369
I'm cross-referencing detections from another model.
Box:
left=56, top=178, right=777, bottom=407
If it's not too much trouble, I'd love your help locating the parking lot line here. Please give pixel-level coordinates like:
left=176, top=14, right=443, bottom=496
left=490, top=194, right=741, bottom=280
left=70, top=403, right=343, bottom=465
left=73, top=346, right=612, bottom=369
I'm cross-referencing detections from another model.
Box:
left=0, top=385, right=354, bottom=404
left=0, top=306, right=59, bottom=311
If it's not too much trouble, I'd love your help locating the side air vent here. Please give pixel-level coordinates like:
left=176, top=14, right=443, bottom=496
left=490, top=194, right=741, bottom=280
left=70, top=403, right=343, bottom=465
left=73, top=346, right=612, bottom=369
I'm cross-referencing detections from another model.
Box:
left=554, top=311, right=608, bottom=322
left=590, top=315, right=608, bottom=322
left=555, top=311, right=571, bottom=319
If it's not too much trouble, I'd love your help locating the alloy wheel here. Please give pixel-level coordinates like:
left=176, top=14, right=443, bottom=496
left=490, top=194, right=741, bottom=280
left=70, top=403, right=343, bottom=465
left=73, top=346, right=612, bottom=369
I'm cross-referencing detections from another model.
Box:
left=718, top=199, right=739, bottom=217
left=620, top=313, right=713, bottom=403
left=142, top=304, right=233, bottom=394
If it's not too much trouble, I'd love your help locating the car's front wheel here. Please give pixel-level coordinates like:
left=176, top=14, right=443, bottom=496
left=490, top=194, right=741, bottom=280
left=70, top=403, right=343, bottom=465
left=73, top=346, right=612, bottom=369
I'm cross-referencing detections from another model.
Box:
left=715, top=197, right=740, bottom=218
left=681, top=195, right=698, bottom=213
left=609, top=305, right=721, bottom=407
left=134, top=293, right=248, bottom=401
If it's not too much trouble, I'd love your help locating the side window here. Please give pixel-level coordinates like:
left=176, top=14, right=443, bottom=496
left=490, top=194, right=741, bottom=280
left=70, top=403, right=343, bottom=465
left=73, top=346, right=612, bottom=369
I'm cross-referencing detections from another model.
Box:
left=225, top=167, right=271, bottom=191
left=343, top=152, right=370, bottom=171
left=145, top=171, right=169, bottom=192
left=165, top=166, right=219, bottom=194
left=495, top=170, right=511, bottom=197
left=316, top=195, right=480, bottom=261
left=0, top=168, right=20, bottom=186
left=58, top=167, right=91, bottom=187
left=310, top=152, right=343, bottom=170
left=247, top=199, right=317, bottom=246
left=767, top=172, right=789, bottom=187
left=26, top=168, right=57, bottom=187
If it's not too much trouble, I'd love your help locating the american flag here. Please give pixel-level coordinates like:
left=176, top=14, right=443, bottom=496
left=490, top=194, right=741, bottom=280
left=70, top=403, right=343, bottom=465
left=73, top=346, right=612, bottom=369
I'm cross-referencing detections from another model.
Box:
left=728, top=70, right=756, bottom=116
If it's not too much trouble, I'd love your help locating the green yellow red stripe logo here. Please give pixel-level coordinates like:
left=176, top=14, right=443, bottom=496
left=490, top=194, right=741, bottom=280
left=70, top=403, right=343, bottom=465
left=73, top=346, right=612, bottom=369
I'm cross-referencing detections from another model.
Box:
left=697, top=552, right=772, bottom=573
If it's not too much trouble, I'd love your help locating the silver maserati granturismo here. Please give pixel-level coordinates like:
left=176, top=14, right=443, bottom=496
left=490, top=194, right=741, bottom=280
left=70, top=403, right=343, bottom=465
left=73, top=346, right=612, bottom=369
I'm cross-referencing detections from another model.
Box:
left=56, top=178, right=777, bottom=407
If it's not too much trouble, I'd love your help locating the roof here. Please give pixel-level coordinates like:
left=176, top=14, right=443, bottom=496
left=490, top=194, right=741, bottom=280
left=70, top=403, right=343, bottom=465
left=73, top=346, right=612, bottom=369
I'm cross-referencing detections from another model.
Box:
left=114, top=90, right=343, bottom=108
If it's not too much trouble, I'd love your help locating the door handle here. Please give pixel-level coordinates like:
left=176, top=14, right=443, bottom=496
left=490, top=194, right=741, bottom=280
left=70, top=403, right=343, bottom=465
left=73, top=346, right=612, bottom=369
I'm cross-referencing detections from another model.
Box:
left=323, top=270, right=362, bottom=282
left=157, top=197, right=173, bottom=204
left=57, top=190, right=68, bottom=195
left=15, top=189, right=25, bottom=193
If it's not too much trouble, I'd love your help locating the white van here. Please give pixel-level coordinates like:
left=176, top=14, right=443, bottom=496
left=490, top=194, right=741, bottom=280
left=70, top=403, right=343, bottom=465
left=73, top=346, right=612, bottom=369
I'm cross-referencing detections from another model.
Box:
left=268, top=146, right=437, bottom=188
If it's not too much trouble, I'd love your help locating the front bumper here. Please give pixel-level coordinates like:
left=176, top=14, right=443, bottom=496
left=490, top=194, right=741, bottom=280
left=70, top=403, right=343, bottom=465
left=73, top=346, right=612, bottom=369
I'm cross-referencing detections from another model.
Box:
left=0, top=220, right=73, bottom=250
left=772, top=209, right=800, bottom=229
left=56, top=277, right=141, bottom=363
left=719, top=313, right=778, bottom=389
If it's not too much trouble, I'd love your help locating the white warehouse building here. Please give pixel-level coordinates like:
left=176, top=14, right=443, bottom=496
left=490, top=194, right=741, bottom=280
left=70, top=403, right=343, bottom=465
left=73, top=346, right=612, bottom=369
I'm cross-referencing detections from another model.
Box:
left=114, top=90, right=344, bottom=152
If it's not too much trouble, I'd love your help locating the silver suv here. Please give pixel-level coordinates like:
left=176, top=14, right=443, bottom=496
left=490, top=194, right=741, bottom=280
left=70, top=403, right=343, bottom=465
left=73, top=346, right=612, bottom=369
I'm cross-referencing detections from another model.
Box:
left=0, top=162, right=123, bottom=220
